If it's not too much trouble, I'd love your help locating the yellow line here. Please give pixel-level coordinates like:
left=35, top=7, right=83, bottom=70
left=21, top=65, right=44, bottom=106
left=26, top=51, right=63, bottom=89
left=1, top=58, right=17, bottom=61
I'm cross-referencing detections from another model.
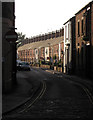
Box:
left=82, top=86, right=93, bottom=105
left=19, top=81, right=46, bottom=113
left=39, top=81, right=46, bottom=99
left=77, top=83, right=93, bottom=105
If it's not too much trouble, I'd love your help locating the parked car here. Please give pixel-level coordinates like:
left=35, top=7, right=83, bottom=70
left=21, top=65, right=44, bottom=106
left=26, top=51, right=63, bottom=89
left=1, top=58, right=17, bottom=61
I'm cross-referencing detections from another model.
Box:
left=16, top=59, right=22, bottom=63
left=17, top=61, right=31, bottom=71
left=16, top=60, right=22, bottom=70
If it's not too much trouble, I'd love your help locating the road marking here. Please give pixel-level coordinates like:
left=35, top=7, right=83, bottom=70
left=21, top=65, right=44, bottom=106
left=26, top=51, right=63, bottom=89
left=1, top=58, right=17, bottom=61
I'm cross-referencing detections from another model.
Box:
left=39, top=81, right=46, bottom=99
left=19, top=81, right=46, bottom=113
left=75, top=82, right=93, bottom=105
left=81, top=85, right=93, bottom=105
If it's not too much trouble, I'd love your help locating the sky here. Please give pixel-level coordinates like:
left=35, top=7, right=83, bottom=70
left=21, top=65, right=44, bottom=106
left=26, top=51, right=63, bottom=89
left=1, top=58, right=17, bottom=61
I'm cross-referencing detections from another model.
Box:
left=15, top=0, right=92, bottom=38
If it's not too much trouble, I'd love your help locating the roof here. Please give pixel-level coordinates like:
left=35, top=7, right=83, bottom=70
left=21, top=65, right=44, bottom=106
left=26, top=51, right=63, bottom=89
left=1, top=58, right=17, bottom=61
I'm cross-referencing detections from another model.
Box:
left=63, top=16, right=75, bottom=25
left=17, top=36, right=64, bottom=51
left=75, top=1, right=93, bottom=15
left=63, top=1, right=93, bottom=25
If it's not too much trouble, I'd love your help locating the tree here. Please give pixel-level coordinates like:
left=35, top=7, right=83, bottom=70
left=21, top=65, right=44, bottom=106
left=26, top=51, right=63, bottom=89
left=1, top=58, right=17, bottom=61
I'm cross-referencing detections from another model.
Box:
left=16, top=32, right=26, bottom=48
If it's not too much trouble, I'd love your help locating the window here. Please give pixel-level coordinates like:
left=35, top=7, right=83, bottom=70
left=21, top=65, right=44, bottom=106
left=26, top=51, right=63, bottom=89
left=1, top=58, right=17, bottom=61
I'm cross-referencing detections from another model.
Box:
left=81, top=19, right=84, bottom=34
left=28, top=51, right=29, bottom=56
left=78, top=43, right=80, bottom=46
left=26, top=52, right=27, bottom=56
left=78, top=21, right=80, bottom=36
left=65, top=25, right=67, bottom=40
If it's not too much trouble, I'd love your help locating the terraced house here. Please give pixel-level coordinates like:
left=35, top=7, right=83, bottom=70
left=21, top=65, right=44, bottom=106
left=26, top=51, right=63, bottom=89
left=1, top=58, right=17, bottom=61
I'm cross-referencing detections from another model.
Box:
left=18, top=1, right=93, bottom=79
left=63, top=16, right=76, bottom=74
left=75, top=1, right=93, bottom=78
left=17, top=28, right=64, bottom=71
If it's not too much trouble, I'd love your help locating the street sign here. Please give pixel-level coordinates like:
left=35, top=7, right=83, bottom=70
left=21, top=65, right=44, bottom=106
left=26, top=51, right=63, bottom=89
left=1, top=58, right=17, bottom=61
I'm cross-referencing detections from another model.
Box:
left=5, top=30, right=18, bottom=42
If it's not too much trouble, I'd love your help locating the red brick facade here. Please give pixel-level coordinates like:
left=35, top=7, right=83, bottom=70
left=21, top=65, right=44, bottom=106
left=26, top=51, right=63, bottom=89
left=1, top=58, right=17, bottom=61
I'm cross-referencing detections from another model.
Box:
left=18, top=28, right=64, bottom=65
left=75, top=8, right=86, bottom=75
left=91, top=2, right=93, bottom=78
left=75, top=1, right=93, bottom=78
left=18, top=1, right=93, bottom=78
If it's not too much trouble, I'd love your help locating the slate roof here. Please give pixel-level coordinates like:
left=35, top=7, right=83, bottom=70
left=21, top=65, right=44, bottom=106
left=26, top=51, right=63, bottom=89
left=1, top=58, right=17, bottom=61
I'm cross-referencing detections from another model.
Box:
left=18, top=36, right=64, bottom=51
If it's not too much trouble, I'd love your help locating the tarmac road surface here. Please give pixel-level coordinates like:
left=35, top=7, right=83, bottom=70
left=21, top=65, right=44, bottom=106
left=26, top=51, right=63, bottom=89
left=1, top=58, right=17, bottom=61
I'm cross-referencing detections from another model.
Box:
left=3, top=67, right=93, bottom=119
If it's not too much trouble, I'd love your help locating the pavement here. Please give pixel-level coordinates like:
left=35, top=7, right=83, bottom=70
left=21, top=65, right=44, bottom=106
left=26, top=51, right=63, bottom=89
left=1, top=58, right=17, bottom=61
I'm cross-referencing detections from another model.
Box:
left=2, top=71, right=41, bottom=114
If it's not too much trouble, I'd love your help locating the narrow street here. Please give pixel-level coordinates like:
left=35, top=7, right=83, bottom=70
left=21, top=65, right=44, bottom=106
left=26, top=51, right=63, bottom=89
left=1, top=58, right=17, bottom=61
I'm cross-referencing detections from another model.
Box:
left=2, top=1, right=93, bottom=120
left=4, top=67, right=93, bottom=119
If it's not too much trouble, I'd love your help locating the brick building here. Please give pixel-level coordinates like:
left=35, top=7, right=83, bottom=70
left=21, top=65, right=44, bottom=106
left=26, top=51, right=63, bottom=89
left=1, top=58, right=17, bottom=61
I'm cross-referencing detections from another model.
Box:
left=75, top=1, right=93, bottom=78
left=2, top=1, right=16, bottom=93
left=18, top=1, right=93, bottom=78
left=91, top=1, right=93, bottom=79
left=17, top=28, right=64, bottom=67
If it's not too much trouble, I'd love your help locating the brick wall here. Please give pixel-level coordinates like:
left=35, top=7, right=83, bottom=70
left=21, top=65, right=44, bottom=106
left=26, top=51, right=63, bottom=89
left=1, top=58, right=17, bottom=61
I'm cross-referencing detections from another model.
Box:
left=91, top=2, right=93, bottom=78
left=53, top=44, right=59, bottom=60
left=75, top=8, right=86, bottom=73
left=75, top=2, right=93, bottom=77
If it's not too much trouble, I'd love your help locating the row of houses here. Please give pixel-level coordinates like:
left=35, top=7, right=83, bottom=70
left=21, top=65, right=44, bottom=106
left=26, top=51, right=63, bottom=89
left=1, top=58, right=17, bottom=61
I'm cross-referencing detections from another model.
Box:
left=18, top=29, right=64, bottom=68
left=18, top=1, right=93, bottom=79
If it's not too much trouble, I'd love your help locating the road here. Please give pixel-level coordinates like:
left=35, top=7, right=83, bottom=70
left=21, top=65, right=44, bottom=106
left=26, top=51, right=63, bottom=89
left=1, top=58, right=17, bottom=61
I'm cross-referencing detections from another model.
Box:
left=5, top=67, right=93, bottom=119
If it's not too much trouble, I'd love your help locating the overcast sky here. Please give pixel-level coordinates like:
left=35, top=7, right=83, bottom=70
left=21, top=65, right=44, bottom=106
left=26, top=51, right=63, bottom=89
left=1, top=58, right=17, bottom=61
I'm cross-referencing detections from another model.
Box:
left=15, top=0, right=92, bottom=38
